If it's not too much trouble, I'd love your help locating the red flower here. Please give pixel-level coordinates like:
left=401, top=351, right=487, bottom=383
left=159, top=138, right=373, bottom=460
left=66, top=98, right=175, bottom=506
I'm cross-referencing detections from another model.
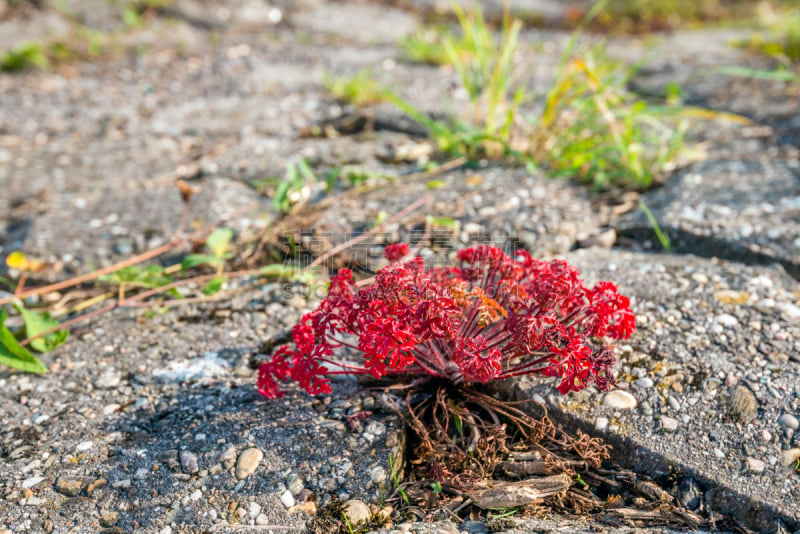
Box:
left=257, top=244, right=634, bottom=398
left=453, top=336, right=502, bottom=383
left=385, top=243, right=410, bottom=262
left=358, top=318, right=416, bottom=378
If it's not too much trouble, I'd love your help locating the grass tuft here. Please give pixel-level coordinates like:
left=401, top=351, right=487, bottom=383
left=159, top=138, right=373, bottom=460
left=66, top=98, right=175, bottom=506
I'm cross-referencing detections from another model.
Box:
left=736, top=5, right=800, bottom=64
left=389, top=1, right=693, bottom=190
left=323, top=70, right=386, bottom=106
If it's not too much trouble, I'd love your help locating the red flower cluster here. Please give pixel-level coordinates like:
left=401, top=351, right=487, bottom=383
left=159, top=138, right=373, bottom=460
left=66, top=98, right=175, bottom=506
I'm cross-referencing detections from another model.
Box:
left=258, top=244, right=634, bottom=399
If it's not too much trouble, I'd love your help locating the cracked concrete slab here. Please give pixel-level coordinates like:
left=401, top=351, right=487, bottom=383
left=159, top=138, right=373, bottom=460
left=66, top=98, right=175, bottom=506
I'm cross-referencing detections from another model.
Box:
left=614, top=158, right=800, bottom=280
left=508, top=248, right=800, bottom=533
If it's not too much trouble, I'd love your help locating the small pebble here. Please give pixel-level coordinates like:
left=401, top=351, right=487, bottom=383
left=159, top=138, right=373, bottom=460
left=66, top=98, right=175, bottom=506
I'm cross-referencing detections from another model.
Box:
left=112, top=479, right=131, bottom=489
left=343, top=499, right=371, bottom=524
left=595, top=417, right=609, bottom=431
left=249, top=502, right=261, bottom=517
left=236, top=448, right=263, bottom=480
left=21, top=477, right=45, bottom=489
left=634, top=377, right=654, bottom=389
left=603, top=390, right=637, bottom=410
left=219, top=446, right=237, bottom=469
left=731, top=385, right=758, bottom=423
left=180, top=451, right=199, bottom=475
left=781, top=448, right=800, bottom=469
left=659, top=416, right=679, bottom=433
left=280, top=490, right=295, bottom=508
left=715, top=314, right=739, bottom=328
left=32, top=414, right=49, bottom=425
left=95, top=370, right=122, bottom=389
left=745, top=457, right=765, bottom=475
left=55, top=478, right=85, bottom=497
left=287, top=473, right=305, bottom=495
left=713, top=448, right=725, bottom=459
left=370, top=466, right=386, bottom=485
left=778, top=413, right=799, bottom=430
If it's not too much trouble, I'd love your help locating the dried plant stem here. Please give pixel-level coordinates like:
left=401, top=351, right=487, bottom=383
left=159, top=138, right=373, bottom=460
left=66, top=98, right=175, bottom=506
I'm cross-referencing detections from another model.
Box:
left=17, top=198, right=429, bottom=347
left=308, top=195, right=428, bottom=269
left=0, top=228, right=210, bottom=307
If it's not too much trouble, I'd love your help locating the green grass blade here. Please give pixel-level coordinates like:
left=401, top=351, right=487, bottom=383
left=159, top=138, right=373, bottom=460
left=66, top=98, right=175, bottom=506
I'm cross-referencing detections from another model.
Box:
left=639, top=200, right=671, bottom=252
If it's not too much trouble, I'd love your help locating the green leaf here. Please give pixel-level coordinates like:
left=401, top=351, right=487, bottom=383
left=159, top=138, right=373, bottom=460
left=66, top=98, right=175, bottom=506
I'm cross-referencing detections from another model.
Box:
left=453, top=413, right=463, bottom=436
left=13, top=302, right=68, bottom=353
left=431, top=480, right=443, bottom=494
left=181, top=254, right=224, bottom=271
left=259, top=264, right=319, bottom=285
left=0, top=309, right=47, bottom=374
left=98, top=264, right=173, bottom=288
left=258, top=264, right=297, bottom=277
left=373, top=210, right=389, bottom=227
left=205, top=228, right=234, bottom=258
left=203, top=277, right=225, bottom=296
left=425, top=179, right=446, bottom=189
left=715, top=65, right=800, bottom=82
left=427, top=216, right=457, bottom=228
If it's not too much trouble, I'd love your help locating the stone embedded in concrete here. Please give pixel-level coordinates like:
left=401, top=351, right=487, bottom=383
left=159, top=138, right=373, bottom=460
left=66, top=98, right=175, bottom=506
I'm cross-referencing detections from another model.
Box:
left=659, top=416, right=679, bottom=433
left=730, top=385, right=759, bottom=423
left=603, top=390, right=638, bottom=410
left=235, top=448, right=263, bottom=481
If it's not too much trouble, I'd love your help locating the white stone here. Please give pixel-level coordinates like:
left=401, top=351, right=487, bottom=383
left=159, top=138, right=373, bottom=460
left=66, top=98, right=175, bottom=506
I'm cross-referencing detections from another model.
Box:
left=249, top=502, right=261, bottom=517
left=715, top=314, right=739, bottom=328
left=603, top=390, right=637, bottom=410
left=152, top=352, right=230, bottom=384
left=745, top=457, right=766, bottom=475
left=781, top=448, right=800, bottom=469
left=370, top=466, right=386, bottom=485
left=343, top=499, right=371, bottom=524
left=595, top=417, right=609, bottom=431
left=21, top=476, right=45, bottom=489
left=659, top=416, right=679, bottom=433
left=280, top=490, right=295, bottom=509
left=778, top=413, right=799, bottom=430
left=634, top=377, right=654, bottom=389
left=780, top=303, right=800, bottom=323
left=235, top=448, right=263, bottom=480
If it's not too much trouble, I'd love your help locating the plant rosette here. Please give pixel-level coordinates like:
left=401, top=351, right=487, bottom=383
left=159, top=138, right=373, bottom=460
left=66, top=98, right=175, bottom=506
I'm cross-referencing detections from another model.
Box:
left=257, top=243, right=634, bottom=399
